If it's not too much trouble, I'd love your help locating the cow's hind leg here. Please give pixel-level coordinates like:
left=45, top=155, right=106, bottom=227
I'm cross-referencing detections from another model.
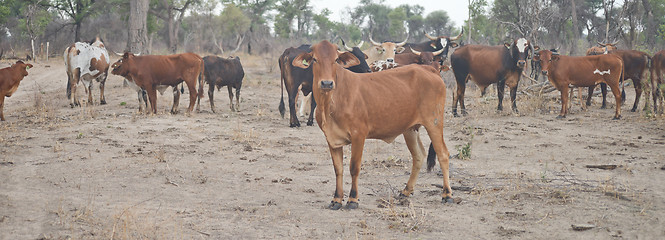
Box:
left=347, top=135, right=367, bottom=209
left=600, top=83, right=608, bottom=109
left=185, top=80, right=198, bottom=114
left=208, top=83, right=216, bottom=113
left=632, top=78, right=643, bottom=112
left=227, top=85, right=235, bottom=112
left=171, top=86, right=181, bottom=114
left=99, top=75, right=107, bottom=105
left=400, top=129, right=426, bottom=197
left=307, top=96, right=316, bottom=126
left=235, top=84, right=241, bottom=111
left=423, top=125, right=452, bottom=203
left=496, top=78, right=506, bottom=111
left=328, top=145, right=344, bottom=210
left=609, top=82, right=622, bottom=119
left=0, top=96, right=5, bottom=121
left=452, top=78, right=467, bottom=117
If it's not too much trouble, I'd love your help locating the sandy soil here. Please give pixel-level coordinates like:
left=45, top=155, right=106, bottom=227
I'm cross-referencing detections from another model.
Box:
left=1, top=55, right=664, bottom=239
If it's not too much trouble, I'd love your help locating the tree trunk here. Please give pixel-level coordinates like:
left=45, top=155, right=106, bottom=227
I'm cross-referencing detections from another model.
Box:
left=642, top=0, right=655, bottom=47
left=128, top=0, right=149, bottom=53
left=75, top=22, right=82, bottom=42
left=570, top=0, right=578, bottom=55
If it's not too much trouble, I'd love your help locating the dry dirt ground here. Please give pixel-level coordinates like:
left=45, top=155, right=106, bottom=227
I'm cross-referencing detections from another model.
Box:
left=1, top=54, right=664, bottom=239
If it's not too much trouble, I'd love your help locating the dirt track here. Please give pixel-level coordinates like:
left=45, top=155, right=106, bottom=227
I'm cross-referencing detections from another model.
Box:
left=1, top=55, right=664, bottom=239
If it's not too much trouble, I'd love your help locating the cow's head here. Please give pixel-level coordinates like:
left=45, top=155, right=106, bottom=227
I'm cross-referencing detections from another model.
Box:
left=410, top=47, right=444, bottom=71
left=293, top=41, right=360, bottom=91
left=111, top=52, right=134, bottom=77
left=586, top=41, right=618, bottom=55
left=536, top=49, right=559, bottom=75
left=505, top=38, right=532, bottom=69
left=424, top=28, right=463, bottom=62
left=341, top=39, right=372, bottom=73
left=12, top=61, right=33, bottom=77
left=366, top=34, right=408, bottom=64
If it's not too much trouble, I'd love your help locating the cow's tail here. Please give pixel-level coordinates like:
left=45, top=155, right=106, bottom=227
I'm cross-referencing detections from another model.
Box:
left=65, top=47, right=72, bottom=100
left=426, top=143, right=437, bottom=172
left=198, top=60, right=205, bottom=99
left=621, top=58, right=626, bottom=104
left=278, top=57, right=286, bottom=118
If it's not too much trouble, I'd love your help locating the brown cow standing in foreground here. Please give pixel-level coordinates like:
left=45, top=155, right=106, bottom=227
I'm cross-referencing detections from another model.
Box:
left=649, top=50, right=665, bottom=113
left=584, top=50, right=647, bottom=111
left=0, top=61, right=33, bottom=121
left=292, top=40, right=452, bottom=210
left=111, top=52, right=203, bottom=114
left=537, top=49, right=624, bottom=119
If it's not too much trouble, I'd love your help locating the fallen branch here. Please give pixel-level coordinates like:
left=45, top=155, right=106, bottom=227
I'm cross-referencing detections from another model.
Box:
left=585, top=164, right=617, bottom=170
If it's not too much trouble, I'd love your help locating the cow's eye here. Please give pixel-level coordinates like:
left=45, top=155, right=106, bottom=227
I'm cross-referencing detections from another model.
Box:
left=312, top=58, right=318, bottom=63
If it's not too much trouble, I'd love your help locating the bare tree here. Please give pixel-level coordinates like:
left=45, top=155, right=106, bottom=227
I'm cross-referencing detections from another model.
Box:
left=128, top=0, right=149, bottom=53
left=150, top=0, right=199, bottom=53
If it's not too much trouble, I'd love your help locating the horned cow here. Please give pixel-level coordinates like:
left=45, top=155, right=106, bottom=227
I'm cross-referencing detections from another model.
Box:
left=64, top=36, right=110, bottom=107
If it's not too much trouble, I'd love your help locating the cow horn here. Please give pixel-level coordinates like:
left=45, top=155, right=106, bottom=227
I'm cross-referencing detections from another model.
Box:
left=369, top=34, right=381, bottom=46
left=424, top=31, right=437, bottom=40
left=410, top=47, right=422, bottom=56
left=597, top=41, right=606, bottom=47
left=450, top=28, right=464, bottom=41
left=609, top=40, right=619, bottom=46
left=396, top=33, right=409, bottom=47
left=432, top=48, right=445, bottom=56
left=341, top=39, right=353, bottom=51
left=357, top=40, right=364, bottom=49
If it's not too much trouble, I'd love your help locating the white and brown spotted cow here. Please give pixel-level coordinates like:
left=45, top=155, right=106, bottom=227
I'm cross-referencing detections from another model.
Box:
left=64, top=36, right=111, bottom=107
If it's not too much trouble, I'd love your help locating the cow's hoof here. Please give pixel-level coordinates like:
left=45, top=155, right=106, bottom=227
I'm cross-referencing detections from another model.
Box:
left=328, top=201, right=343, bottom=210
left=306, top=121, right=314, bottom=126
left=612, top=115, right=621, bottom=120
left=556, top=115, right=566, bottom=119
left=346, top=201, right=359, bottom=209
left=600, top=105, right=607, bottom=109
left=631, top=108, right=637, bottom=112
left=289, top=122, right=301, bottom=128
left=452, top=112, right=460, bottom=117
left=442, top=196, right=455, bottom=204
left=100, top=100, right=107, bottom=105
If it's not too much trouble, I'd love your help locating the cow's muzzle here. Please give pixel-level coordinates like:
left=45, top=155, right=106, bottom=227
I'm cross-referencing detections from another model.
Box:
left=321, top=80, right=334, bottom=90
left=517, top=60, right=526, bottom=68
left=386, top=58, right=394, bottom=63
left=541, top=70, right=548, bottom=75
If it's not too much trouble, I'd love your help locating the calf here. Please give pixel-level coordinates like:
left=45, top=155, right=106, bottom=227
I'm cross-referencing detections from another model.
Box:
left=110, top=52, right=204, bottom=114
left=450, top=38, right=533, bottom=116
left=537, top=49, right=624, bottom=119
left=198, top=56, right=244, bottom=112
left=64, top=37, right=110, bottom=107
left=292, top=40, right=452, bottom=210
left=0, top=61, right=33, bottom=121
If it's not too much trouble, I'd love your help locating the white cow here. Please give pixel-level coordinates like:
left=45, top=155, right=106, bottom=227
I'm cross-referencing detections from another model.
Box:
left=64, top=36, right=110, bottom=107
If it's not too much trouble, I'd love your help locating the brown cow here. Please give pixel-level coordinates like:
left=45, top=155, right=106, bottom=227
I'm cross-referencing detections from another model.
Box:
left=649, top=50, right=665, bottom=113
left=0, top=61, right=33, bottom=121
left=537, top=49, right=624, bottom=119
left=450, top=38, right=533, bottom=116
left=583, top=50, right=648, bottom=112
left=586, top=41, right=618, bottom=56
left=394, top=47, right=445, bottom=71
left=292, top=40, right=452, bottom=210
left=110, top=52, right=204, bottom=114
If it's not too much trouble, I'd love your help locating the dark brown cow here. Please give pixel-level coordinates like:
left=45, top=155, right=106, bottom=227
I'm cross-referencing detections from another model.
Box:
left=649, top=50, right=665, bottom=113
left=402, top=29, right=463, bottom=63
left=537, top=49, right=624, bottom=119
left=292, top=40, right=452, bottom=210
left=394, top=48, right=445, bottom=71
left=0, top=61, right=33, bottom=121
left=110, top=52, right=204, bottom=114
left=584, top=50, right=648, bottom=112
left=450, top=38, right=533, bottom=116
left=198, top=55, right=244, bottom=113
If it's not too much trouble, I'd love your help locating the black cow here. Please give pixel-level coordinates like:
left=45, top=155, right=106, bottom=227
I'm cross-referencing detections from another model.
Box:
left=450, top=38, right=533, bottom=116
left=401, top=29, right=463, bottom=63
left=198, top=56, right=245, bottom=113
left=278, top=43, right=372, bottom=127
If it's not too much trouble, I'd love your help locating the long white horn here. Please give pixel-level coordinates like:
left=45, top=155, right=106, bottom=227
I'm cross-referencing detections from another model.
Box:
left=432, top=47, right=445, bottom=56
left=342, top=39, right=353, bottom=51
left=424, top=31, right=437, bottom=40
left=410, top=47, right=421, bottom=56
left=369, top=34, right=381, bottom=46
left=357, top=40, right=364, bottom=49
left=450, top=28, right=464, bottom=41
left=597, top=41, right=606, bottom=47
left=396, top=33, right=409, bottom=47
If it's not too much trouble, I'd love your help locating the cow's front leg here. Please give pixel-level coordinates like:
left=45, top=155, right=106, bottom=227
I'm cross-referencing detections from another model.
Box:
left=99, top=76, right=107, bottom=105
left=0, top=96, right=5, bottom=121
left=146, top=87, right=158, bottom=114
left=496, top=79, right=506, bottom=111
left=208, top=84, right=216, bottom=113
left=558, top=86, right=570, bottom=119
left=87, top=84, right=94, bottom=105
left=509, top=86, right=519, bottom=113
left=328, top=145, right=344, bottom=210
left=227, top=86, right=235, bottom=112
left=347, top=135, right=367, bottom=209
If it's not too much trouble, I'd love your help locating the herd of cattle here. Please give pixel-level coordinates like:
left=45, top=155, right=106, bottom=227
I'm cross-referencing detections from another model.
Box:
left=2, top=31, right=665, bottom=209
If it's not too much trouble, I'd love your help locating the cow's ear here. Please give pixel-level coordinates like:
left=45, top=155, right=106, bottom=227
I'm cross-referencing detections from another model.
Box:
left=336, top=52, right=360, bottom=68
left=504, top=43, right=511, bottom=49
left=26, top=64, right=33, bottom=70
left=450, top=42, right=459, bottom=48
left=534, top=46, right=541, bottom=51
left=395, top=47, right=405, bottom=54
left=292, top=53, right=313, bottom=69
left=551, top=55, right=560, bottom=61
left=363, top=53, right=368, bottom=59
left=375, top=46, right=384, bottom=52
